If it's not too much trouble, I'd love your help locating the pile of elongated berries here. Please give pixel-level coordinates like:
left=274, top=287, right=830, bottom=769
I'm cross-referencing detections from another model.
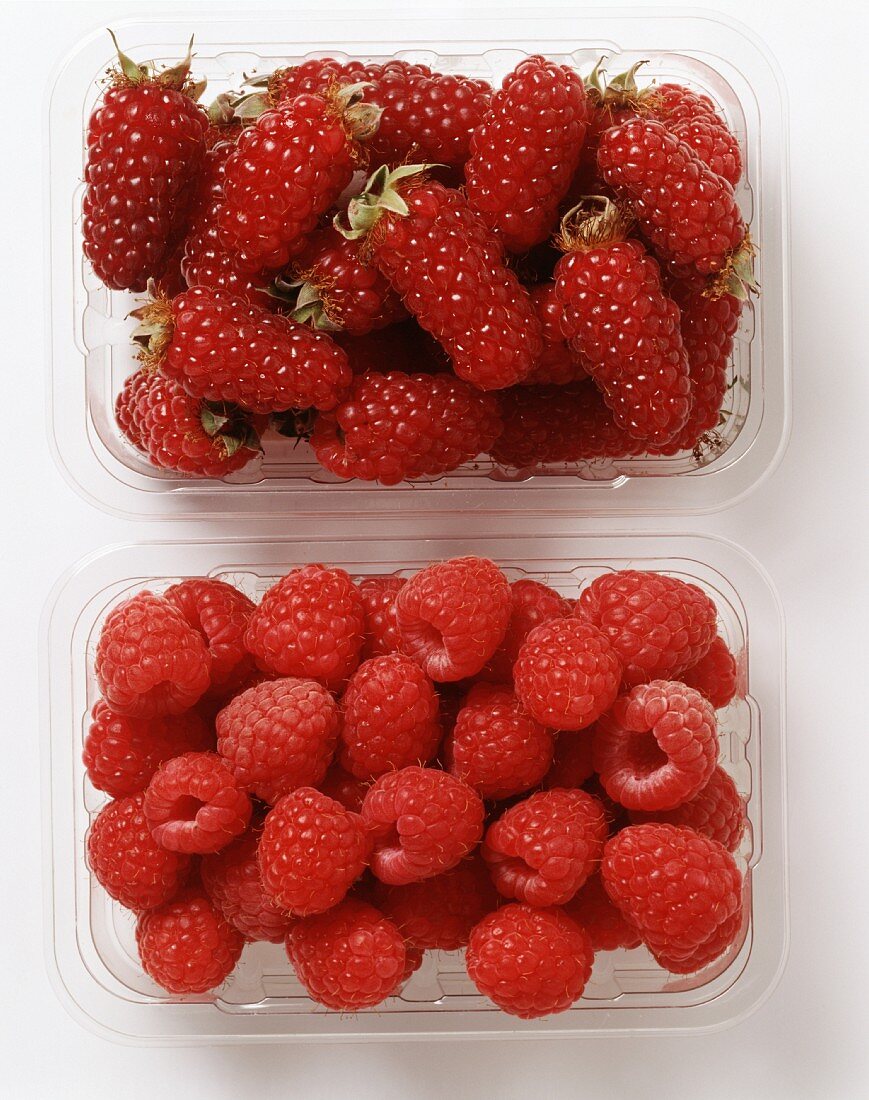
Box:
left=83, top=38, right=755, bottom=485
left=85, top=555, right=748, bottom=1018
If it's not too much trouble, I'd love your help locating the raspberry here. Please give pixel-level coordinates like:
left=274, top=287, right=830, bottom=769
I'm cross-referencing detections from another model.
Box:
left=286, top=898, right=406, bottom=1010
left=466, top=903, right=593, bottom=1019
left=577, top=569, right=718, bottom=685
left=522, top=284, right=590, bottom=386
left=445, top=684, right=554, bottom=800
left=201, top=830, right=293, bottom=943
left=375, top=855, right=498, bottom=951
left=482, top=788, right=607, bottom=906
left=216, top=677, right=339, bottom=801
left=134, top=285, right=351, bottom=416
left=144, top=751, right=251, bottom=853
left=395, top=556, right=511, bottom=682
left=483, top=578, right=571, bottom=683
left=513, top=617, right=622, bottom=730
left=541, top=733, right=595, bottom=790
left=362, top=766, right=485, bottom=885
left=258, top=788, right=371, bottom=915
left=653, top=909, right=744, bottom=974
left=341, top=170, right=543, bottom=391
left=648, top=82, right=742, bottom=187
left=244, top=565, right=365, bottom=690
left=136, top=887, right=244, bottom=994
left=629, top=765, right=746, bottom=852
left=318, top=762, right=370, bottom=813
left=87, top=791, right=192, bottom=911
left=115, top=368, right=260, bottom=478
left=601, top=823, right=743, bottom=970
left=680, top=633, right=740, bottom=709
left=164, top=578, right=256, bottom=701
left=465, top=56, right=590, bottom=252
left=598, top=118, right=749, bottom=283
left=95, top=591, right=211, bottom=718
left=562, top=873, right=642, bottom=952
left=593, top=681, right=718, bottom=811
left=339, top=654, right=442, bottom=779
left=311, top=371, right=502, bottom=485
left=82, top=40, right=207, bottom=291
left=554, top=197, right=692, bottom=447
left=357, top=575, right=406, bottom=659
left=83, top=699, right=212, bottom=799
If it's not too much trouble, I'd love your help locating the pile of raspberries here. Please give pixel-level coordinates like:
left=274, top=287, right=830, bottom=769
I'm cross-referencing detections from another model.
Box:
left=83, top=39, right=754, bottom=486
left=85, top=555, right=747, bottom=1019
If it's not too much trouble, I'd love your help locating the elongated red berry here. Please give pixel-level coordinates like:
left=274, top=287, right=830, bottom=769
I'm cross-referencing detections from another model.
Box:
left=465, top=56, right=590, bottom=252
left=647, top=82, right=742, bottom=186
left=523, top=284, right=590, bottom=386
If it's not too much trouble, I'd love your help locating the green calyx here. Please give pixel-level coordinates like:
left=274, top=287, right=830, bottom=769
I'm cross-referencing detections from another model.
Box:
left=200, top=403, right=261, bottom=458
left=585, top=56, right=647, bottom=108
left=335, top=163, right=434, bottom=241
left=266, top=275, right=343, bottom=332
left=708, top=236, right=760, bottom=303
left=107, top=30, right=202, bottom=96
left=556, top=195, right=634, bottom=252
left=130, top=280, right=174, bottom=363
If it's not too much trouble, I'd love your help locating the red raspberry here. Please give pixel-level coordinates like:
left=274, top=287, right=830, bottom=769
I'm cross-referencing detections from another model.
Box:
left=523, top=284, right=590, bottom=386
left=286, top=898, right=406, bottom=1010
left=311, top=371, right=502, bottom=485
left=216, top=677, right=339, bottom=801
left=136, top=887, right=244, bottom=994
left=164, top=578, right=256, bottom=701
left=244, top=565, right=365, bottom=690
left=342, top=171, right=543, bottom=391
left=562, top=873, right=642, bottom=952
left=465, top=57, right=590, bottom=252
left=258, top=788, right=371, bottom=915
left=554, top=197, right=691, bottom=447
left=218, top=88, right=378, bottom=277
left=362, top=766, right=485, bottom=885
left=648, top=82, right=742, bottom=187
left=95, top=591, right=211, bottom=718
left=357, top=575, right=406, bottom=659
left=375, top=855, right=498, bottom=951
left=83, top=700, right=212, bottom=799
left=491, top=381, right=646, bottom=468
left=629, top=765, right=746, bottom=852
left=593, top=681, right=718, bottom=811
left=541, top=733, right=595, bottom=790
left=680, top=633, right=740, bottom=709
left=654, top=909, right=745, bottom=974
left=115, top=368, right=261, bottom=478
left=513, top=617, right=622, bottom=731
left=601, top=823, right=743, bottom=970
left=445, top=684, right=554, bottom=800
left=482, top=788, right=607, bottom=906
left=483, top=578, right=571, bottom=682
left=317, top=762, right=370, bottom=813
left=396, top=556, right=511, bottom=682
left=339, top=654, right=442, bottom=780
left=82, top=40, right=207, bottom=291
left=466, top=903, right=594, bottom=1019
left=144, top=751, right=251, bottom=854
left=598, top=118, right=749, bottom=284
left=577, top=569, right=718, bottom=685
left=87, top=791, right=192, bottom=911
left=201, top=830, right=294, bottom=943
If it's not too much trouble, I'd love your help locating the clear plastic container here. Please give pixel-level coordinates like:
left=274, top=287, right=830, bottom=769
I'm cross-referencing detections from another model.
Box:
left=46, top=11, right=790, bottom=519
left=41, top=533, right=787, bottom=1042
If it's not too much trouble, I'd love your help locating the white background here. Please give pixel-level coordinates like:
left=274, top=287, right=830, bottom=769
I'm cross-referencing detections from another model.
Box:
left=3, top=0, right=868, bottom=1096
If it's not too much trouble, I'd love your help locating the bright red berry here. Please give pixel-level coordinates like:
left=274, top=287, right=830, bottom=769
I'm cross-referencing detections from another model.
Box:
left=339, top=654, right=442, bottom=779
left=541, top=732, right=595, bottom=790
left=83, top=699, right=212, bottom=799
left=482, top=788, right=607, bottom=906
left=95, top=591, right=211, bottom=718
left=244, top=565, right=365, bottom=690
left=577, top=569, right=718, bottom=685
left=593, top=681, right=718, bottom=811
left=465, top=56, right=590, bottom=252
left=87, top=791, right=192, bottom=911
left=311, top=370, right=502, bottom=485
left=357, top=575, right=406, bottom=660
left=680, top=633, right=740, bottom=709
left=648, top=82, right=742, bottom=187
left=216, top=677, right=339, bottom=801
left=513, top=617, right=622, bottom=731
left=286, top=898, right=407, bottom=1010
left=522, top=284, right=590, bottom=386
left=201, top=830, right=294, bottom=943
left=629, top=765, right=746, bottom=852
left=483, top=578, right=572, bottom=682
left=396, top=556, right=511, bottom=682
left=466, top=903, right=594, bottom=1019
left=562, top=872, right=642, bottom=951
left=362, top=766, right=485, bottom=885
left=136, top=887, right=244, bottom=994
left=144, top=751, right=252, bottom=853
